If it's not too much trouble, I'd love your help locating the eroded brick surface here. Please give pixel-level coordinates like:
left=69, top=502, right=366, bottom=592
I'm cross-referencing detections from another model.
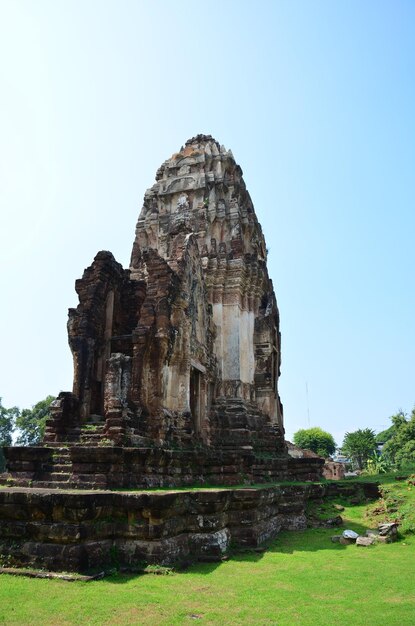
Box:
left=0, top=483, right=373, bottom=572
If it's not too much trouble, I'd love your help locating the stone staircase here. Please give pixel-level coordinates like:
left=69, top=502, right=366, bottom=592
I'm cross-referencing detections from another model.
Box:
left=79, top=424, right=106, bottom=446
left=36, top=446, right=72, bottom=488
left=35, top=421, right=108, bottom=488
left=210, top=398, right=285, bottom=453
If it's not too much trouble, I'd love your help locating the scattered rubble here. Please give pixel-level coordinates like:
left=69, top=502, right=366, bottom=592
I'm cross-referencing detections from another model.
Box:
left=331, top=522, right=399, bottom=547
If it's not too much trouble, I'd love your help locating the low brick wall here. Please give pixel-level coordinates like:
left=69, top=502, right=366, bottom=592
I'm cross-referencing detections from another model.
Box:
left=2, top=446, right=324, bottom=489
left=0, top=481, right=378, bottom=573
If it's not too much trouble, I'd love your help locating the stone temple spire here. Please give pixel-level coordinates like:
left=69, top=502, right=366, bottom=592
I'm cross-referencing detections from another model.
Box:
left=42, top=135, right=284, bottom=454
left=131, top=134, right=268, bottom=273
left=130, top=135, right=283, bottom=447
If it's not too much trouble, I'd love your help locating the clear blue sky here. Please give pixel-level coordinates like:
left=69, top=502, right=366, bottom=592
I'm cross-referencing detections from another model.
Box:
left=1, top=0, right=414, bottom=445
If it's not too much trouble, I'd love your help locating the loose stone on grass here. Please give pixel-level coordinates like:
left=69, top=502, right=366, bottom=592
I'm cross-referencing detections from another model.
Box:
left=342, top=529, right=359, bottom=540
left=378, top=522, right=398, bottom=537
left=375, top=535, right=391, bottom=544
left=339, top=529, right=359, bottom=545
left=324, top=515, right=343, bottom=527
left=339, top=536, right=355, bottom=545
left=356, top=536, right=374, bottom=547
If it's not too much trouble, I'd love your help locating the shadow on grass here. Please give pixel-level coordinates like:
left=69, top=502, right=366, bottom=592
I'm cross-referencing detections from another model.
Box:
left=81, top=491, right=384, bottom=584
left=93, top=560, right=236, bottom=585
left=94, top=508, right=375, bottom=585
left=88, top=542, right=274, bottom=584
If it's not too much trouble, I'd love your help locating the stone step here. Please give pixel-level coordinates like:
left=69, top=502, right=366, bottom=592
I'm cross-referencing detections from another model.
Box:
left=46, top=463, right=72, bottom=472
left=80, top=428, right=105, bottom=433
left=49, top=452, right=71, bottom=460
left=48, top=458, right=71, bottom=465
left=80, top=426, right=105, bottom=432
left=40, top=473, right=71, bottom=482
left=80, top=438, right=106, bottom=444
left=28, top=481, right=77, bottom=490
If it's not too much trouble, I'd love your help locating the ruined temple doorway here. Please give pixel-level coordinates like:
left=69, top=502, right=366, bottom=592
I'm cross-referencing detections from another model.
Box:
left=190, top=366, right=201, bottom=435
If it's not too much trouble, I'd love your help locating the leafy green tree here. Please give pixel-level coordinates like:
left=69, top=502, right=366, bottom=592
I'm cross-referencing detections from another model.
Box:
left=375, top=423, right=396, bottom=443
left=0, top=398, right=19, bottom=472
left=15, top=396, right=55, bottom=446
left=0, top=398, right=19, bottom=446
left=382, top=409, right=415, bottom=469
left=293, top=427, right=336, bottom=458
left=342, top=428, right=377, bottom=470
left=365, top=451, right=392, bottom=475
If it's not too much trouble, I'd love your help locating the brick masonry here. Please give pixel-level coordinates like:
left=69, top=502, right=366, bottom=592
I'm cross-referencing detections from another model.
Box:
left=0, top=482, right=379, bottom=573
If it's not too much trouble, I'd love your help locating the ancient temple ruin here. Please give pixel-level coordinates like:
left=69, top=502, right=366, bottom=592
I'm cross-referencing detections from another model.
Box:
left=3, top=135, right=323, bottom=488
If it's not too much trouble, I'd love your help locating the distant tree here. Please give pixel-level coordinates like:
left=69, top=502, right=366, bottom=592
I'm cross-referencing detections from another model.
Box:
left=293, top=427, right=336, bottom=458
left=0, top=398, right=19, bottom=472
left=0, top=398, right=18, bottom=446
left=342, top=428, right=377, bottom=470
left=15, top=396, right=55, bottom=446
left=375, top=423, right=396, bottom=444
left=382, top=409, right=415, bottom=469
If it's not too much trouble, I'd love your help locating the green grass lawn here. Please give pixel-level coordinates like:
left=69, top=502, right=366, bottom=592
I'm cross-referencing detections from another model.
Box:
left=1, top=477, right=414, bottom=626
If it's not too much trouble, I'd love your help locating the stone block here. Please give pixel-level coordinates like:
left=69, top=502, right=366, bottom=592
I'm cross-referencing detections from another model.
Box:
left=339, top=536, right=355, bottom=545
left=378, top=522, right=399, bottom=537
left=356, top=536, right=374, bottom=546
left=376, top=535, right=392, bottom=544
left=189, top=529, right=230, bottom=558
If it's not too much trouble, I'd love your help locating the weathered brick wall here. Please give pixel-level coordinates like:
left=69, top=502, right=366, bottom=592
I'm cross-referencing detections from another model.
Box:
left=2, top=446, right=324, bottom=489
left=0, top=482, right=378, bottom=573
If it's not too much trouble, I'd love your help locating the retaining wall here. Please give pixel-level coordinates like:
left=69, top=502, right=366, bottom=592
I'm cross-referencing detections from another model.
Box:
left=0, top=481, right=378, bottom=573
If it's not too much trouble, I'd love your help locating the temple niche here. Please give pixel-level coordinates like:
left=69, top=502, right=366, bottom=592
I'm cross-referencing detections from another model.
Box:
left=43, top=135, right=284, bottom=453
